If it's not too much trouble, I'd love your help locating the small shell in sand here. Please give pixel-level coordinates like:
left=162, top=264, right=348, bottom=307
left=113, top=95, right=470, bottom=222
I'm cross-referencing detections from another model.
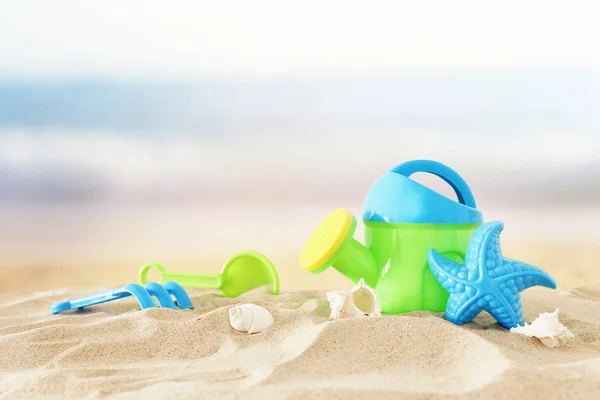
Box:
left=510, top=308, right=574, bottom=348
left=327, top=278, right=381, bottom=320
left=229, top=304, right=274, bottom=334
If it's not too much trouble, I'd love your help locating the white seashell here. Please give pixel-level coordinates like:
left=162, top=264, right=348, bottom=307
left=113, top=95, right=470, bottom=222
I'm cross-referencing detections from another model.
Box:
left=228, top=304, right=273, bottom=334
left=510, top=308, right=574, bottom=348
left=327, top=278, right=381, bottom=320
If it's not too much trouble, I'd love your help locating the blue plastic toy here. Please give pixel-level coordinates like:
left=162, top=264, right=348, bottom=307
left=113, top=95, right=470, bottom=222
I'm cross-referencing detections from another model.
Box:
left=162, top=281, right=194, bottom=309
left=50, top=282, right=193, bottom=314
left=428, top=221, right=557, bottom=329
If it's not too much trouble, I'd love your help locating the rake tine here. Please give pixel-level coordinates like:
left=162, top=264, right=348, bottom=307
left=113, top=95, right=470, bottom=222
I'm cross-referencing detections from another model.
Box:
left=143, top=282, right=177, bottom=309
left=163, top=281, right=193, bottom=309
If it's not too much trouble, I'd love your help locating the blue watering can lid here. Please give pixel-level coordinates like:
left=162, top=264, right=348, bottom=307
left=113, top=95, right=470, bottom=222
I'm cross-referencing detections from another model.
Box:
left=362, top=160, right=483, bottom=224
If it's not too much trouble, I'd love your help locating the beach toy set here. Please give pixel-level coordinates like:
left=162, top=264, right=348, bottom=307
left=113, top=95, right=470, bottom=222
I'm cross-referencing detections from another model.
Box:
left=300, top=159, right=556, bottom=328
left=51, top=158, right=555, bottom=330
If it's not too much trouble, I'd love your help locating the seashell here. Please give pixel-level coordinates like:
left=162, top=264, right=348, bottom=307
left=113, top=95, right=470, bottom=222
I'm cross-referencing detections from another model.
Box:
left=228, top=304, right=274, bottom=334
left=510, top=308, right=574, bottom=348
left=327, top=278, right=381, bottom=320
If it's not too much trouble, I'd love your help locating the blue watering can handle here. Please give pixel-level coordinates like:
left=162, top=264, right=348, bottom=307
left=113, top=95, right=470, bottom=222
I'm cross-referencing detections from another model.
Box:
left=391, top=160, right=477, bottom=208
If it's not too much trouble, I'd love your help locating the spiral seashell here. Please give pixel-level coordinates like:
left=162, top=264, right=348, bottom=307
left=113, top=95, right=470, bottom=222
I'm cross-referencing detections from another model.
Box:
left=228, top=304, right=274, bottom=334
left=510, top=309, right=574, bottom=348
left=327, top=278, right=381, bottom=320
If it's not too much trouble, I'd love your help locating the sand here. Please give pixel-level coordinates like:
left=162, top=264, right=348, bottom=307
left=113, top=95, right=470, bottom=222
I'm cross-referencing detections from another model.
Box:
left=1, top=202, right=599, bottom=399
left=0, top=284, right=599, bottom=400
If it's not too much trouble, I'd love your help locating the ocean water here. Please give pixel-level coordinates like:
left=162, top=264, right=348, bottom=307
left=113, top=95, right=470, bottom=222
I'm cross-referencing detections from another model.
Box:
left=1, top=73, right=599, bottom=207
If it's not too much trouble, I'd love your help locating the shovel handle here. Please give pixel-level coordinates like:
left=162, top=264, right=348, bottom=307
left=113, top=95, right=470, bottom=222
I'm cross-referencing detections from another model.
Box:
left=139, top=263, right=222, bottom=289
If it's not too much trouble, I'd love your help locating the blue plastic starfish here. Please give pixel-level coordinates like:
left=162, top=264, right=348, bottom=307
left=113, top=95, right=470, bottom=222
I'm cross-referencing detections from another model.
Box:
left=428, top=221, right=556, bottom=329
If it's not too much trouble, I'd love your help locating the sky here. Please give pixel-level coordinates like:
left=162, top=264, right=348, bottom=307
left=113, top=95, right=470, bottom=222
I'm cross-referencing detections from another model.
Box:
left=1, top=1, right=600, bottom=81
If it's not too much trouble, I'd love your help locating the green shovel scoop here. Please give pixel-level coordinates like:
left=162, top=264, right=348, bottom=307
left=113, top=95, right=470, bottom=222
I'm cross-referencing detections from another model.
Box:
left=139, top=250, right=280, bottom=298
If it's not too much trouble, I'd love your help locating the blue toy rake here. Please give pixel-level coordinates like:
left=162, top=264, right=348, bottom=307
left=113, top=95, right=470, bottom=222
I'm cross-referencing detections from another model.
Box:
left=50, top=282, right=193, bottom=314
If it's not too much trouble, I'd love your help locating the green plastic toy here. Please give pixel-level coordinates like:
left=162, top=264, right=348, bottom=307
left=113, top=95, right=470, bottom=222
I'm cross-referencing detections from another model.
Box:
left=300, top=160, right=483, bottom=314
left=139, top=250, right=280, bottom=298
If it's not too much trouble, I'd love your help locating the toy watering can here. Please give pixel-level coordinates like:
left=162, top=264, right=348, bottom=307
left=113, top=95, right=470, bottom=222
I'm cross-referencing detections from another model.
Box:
left=299, top=160, right=483, bottom=314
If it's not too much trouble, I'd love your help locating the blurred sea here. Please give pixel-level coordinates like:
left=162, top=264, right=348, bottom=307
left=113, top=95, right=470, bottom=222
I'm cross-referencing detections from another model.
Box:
left=1, top=73, right=599, bottom=290
left=1, top=73, right=600, bottom=206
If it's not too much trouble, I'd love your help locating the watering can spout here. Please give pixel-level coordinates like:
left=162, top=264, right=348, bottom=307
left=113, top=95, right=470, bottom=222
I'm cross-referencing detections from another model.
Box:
left=331, top=239, right=379, bottom=288
left=299, top=208, right=380, bottom=288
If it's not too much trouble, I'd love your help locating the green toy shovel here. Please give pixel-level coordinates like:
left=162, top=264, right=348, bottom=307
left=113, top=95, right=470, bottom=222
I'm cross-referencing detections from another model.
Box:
left=139, top=250, right=280, bottom=298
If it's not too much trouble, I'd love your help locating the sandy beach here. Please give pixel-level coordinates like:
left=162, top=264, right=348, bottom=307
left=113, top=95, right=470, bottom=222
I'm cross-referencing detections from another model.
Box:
left=1, top=142, right=599, bottom=400
left=1, top=202, right=600, bottom=398
left=0, top=284, right=598, bottom=399
left=2, top=3, right=600, bottom=397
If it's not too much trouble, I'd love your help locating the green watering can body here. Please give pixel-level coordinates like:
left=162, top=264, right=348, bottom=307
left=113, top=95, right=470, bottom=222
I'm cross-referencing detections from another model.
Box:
left=362, top=160, right=483, bottom=313
left=365, top=221, right=479, bottom=313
